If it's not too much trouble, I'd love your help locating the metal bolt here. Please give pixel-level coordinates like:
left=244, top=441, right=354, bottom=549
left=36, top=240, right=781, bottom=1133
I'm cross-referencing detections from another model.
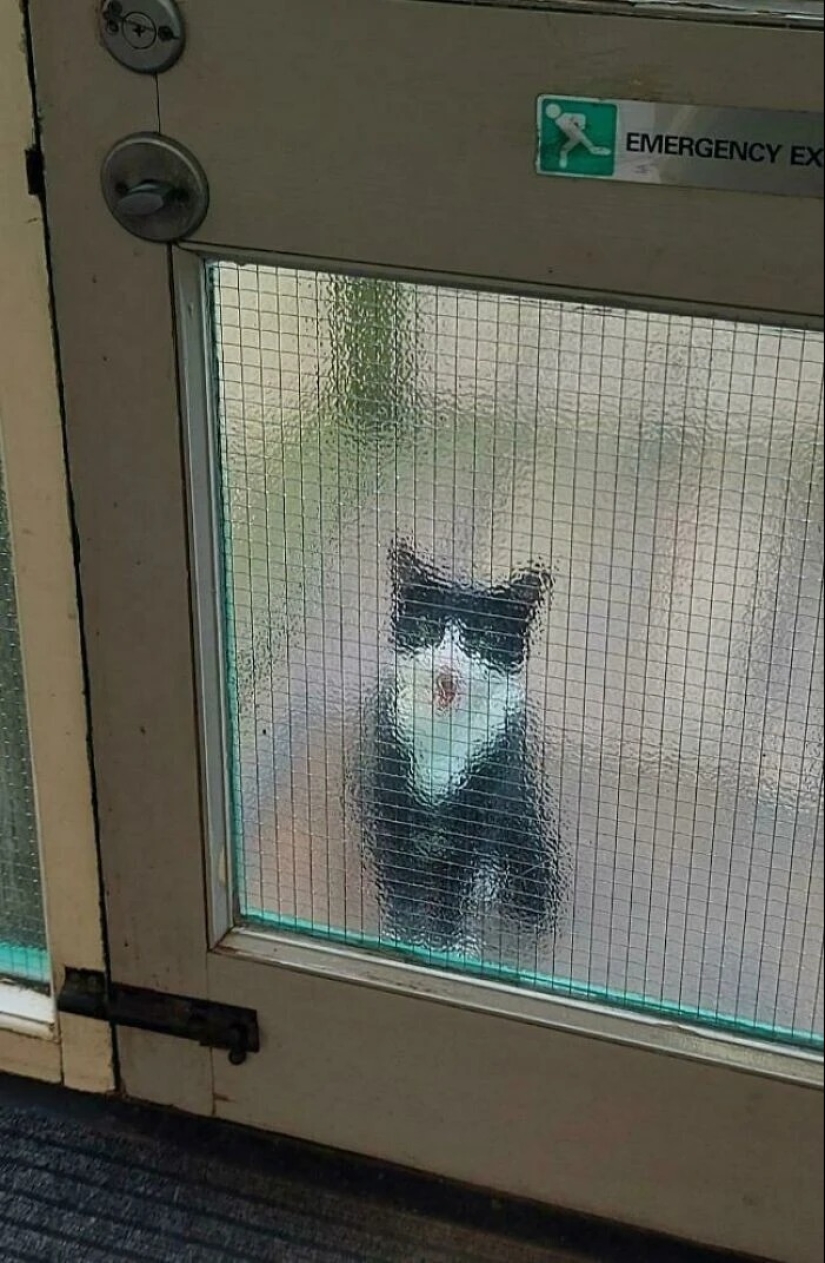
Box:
left=227, top=1023, right=249, bottom=1065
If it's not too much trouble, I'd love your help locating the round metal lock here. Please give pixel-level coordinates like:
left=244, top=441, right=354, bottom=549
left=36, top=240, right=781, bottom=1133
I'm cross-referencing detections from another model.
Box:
left=101, top=133, right=209, bottom=243
left=99, top=0, right=185, bottom=75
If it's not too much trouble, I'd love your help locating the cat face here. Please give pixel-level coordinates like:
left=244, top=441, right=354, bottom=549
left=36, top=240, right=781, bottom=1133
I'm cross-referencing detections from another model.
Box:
left=389, top=540, right=551, bottom=673
left=388, top=542, right=551, bottom=800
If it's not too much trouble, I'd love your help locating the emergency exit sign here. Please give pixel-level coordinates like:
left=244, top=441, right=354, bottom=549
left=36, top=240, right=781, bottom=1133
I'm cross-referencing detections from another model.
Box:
left=536, top=95, right=823, bottom=198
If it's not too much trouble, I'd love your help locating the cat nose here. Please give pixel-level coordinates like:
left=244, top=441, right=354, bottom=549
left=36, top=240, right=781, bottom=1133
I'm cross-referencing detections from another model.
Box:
left=434, top=667, right=459, bottom=709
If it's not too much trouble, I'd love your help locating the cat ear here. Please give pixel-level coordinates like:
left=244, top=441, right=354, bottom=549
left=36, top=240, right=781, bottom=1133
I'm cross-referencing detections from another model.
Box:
left=389, top=539, right=429, bottom=591
left=502, top=563, right=552, bottom=623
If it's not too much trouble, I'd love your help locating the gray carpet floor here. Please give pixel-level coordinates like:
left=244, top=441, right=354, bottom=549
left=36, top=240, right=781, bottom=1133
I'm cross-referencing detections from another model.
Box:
left=0, top=1077, right=750, bottom=1262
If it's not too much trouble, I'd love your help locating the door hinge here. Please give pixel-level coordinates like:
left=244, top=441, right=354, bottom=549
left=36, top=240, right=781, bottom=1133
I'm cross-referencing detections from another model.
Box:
left=25, top=145, right=45, bottom=201
left=57, top=968, right=260, bottom=1065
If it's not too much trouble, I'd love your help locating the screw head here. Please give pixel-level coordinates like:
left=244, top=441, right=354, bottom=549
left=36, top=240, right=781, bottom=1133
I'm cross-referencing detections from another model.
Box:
left=121, top=11, right=157, bottom=50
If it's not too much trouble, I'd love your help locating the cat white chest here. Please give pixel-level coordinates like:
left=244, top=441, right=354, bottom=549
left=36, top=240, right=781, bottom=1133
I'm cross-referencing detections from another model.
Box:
left=393, top=625, right=523, bottom=802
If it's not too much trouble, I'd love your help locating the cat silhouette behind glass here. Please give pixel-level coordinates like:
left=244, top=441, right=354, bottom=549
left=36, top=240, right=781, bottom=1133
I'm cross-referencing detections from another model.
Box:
left=360, top=540, right=561, bottom=949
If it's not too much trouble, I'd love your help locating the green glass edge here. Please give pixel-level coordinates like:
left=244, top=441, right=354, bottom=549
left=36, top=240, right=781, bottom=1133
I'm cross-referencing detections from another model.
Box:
left=0, top=941, right=50, bottom=986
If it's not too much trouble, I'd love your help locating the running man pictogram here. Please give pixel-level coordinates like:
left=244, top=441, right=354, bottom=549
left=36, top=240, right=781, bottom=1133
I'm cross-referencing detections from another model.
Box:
left=545, top=102, right=612, bottom=169
left=536, top=97, right=618, bottom=178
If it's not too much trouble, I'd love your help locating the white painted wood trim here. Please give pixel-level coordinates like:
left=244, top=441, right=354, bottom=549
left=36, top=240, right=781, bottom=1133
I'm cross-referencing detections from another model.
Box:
left=222, top=927, right=824, bottom=1088
left=0, top=981, right=53, bottom=1031
left=0, top=1026, right=61, bottom=1084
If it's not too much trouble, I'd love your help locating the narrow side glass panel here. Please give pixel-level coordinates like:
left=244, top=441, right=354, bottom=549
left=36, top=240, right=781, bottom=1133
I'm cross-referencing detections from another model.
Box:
left=0, top=446, right=48, bottom=989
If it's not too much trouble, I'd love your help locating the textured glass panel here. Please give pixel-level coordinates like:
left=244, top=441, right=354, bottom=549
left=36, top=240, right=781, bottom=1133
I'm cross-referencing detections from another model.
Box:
left=0, top=445, right=48, bottom=987
left=210, top=262, right=823, bottom=1049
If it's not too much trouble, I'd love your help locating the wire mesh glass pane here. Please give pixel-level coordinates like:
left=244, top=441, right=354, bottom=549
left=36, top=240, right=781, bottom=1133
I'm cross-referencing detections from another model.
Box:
left=209, top=261, right=823, bottom=1050
left=0, top=447, right=48, bottom=987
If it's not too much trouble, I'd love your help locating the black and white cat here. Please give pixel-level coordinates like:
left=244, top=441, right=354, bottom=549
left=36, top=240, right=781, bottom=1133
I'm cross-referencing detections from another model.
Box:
left=360, top=540, right=561, bottom=949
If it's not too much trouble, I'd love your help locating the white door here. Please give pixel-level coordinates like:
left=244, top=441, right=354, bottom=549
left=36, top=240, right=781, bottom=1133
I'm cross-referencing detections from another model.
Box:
left=29, top=3, right=823, bottom=1259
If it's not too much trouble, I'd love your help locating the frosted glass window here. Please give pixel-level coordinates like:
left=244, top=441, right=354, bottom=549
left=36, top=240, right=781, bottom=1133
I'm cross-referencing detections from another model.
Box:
left=210, top=262, right=823, bottom=1050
